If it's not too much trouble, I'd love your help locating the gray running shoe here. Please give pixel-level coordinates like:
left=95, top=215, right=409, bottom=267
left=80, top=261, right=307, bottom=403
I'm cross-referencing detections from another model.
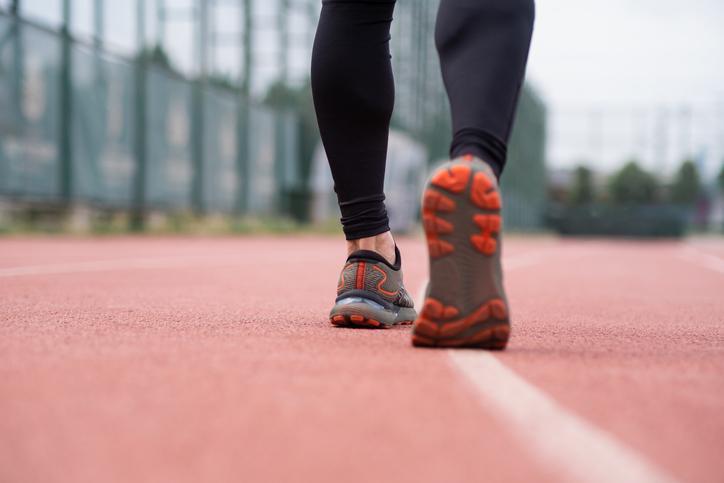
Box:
left=330, top=246, right=417, bottom=328
left=412, top=155, right=510, bottom=349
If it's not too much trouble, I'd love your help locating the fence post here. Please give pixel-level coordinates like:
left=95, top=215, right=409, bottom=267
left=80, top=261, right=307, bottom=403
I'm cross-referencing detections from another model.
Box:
left=278, top=0, right=289, bottom=85
left=59, top=0, right=73, bottom=203
left=236, top=101, right=249, bottom=215
left=8, top=0, right=22, bottom=126
left=235, top=0, right=253, bottom=215
left=275, top=111, right=291, bottom=216
left=92, top=0, right=103, bottom=78
left=191, top=83, right=205, bottom=214
left=191, top=0, right=208, bottom=215
left=131, top=0, right=147, bottom=229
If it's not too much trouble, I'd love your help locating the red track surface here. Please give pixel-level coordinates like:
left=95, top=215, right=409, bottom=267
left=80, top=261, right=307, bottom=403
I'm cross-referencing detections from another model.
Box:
left=1, top=236, right=723, bottom=482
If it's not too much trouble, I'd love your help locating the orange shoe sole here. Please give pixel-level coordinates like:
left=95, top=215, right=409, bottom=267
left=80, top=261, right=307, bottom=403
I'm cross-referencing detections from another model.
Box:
left=330, top=313, right=414, bottom=329
left=413, top=157, right=510, bottom=349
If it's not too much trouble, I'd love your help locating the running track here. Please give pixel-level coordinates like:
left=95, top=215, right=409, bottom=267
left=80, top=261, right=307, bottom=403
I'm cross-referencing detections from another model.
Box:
left=1, top=236, right=723, bottom=483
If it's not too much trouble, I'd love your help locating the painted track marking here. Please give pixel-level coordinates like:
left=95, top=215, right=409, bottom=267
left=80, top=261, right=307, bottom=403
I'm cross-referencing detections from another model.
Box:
left=0, top=256, right=213, bottom=278
left=449, top=351, right=678, bottom=483
left=679, top=247, right=724, bottom=275
left=438, top=244, right=679, bottom=482
left=4, top=240, right=685, bottom=481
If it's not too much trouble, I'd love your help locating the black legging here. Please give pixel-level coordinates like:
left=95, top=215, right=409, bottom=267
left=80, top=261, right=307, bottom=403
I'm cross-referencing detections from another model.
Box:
left=311, top=0, right=535, bottom=240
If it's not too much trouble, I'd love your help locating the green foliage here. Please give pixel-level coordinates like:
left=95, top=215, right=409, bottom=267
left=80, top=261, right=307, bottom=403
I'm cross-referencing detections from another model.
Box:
left=136, top=45, right=175, bottom=70
left=669, top=159, right=701, bottom=205
left=608, top=160, right=659, bottom=204
left=263, top=79, right=320, bottom=185
left=500, top=85, right=548, bottom=229
left=547, top=204, right=687, bottom=238
left=568, top=165, right=595, bottom=205
left=208, top=74, right=240, bottom=91
left=414, top=112, right=452, bottom=163
left=718, top=161, right=724, bottom=193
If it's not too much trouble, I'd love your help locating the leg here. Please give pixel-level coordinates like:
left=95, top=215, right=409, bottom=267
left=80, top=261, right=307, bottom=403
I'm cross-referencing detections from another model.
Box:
left=436, top=0, right=535, bottom=178
left=311, top=0, right=397, bottom=262
left=313, top=0, right=417, bottom=329
left=413, top=0, right=535, bottom=349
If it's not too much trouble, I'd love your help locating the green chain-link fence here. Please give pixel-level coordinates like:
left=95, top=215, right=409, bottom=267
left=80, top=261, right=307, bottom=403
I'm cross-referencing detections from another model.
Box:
left=0, top=12, right=301, bottom=222
left=1, top=5, right=547, bottom=230
left=72, top=43, right=136, bottom=207
left=0, top=16, right=62, bottom=201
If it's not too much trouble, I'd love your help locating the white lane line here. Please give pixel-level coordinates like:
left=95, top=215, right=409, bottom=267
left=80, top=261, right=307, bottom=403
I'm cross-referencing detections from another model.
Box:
left=0, top=248, right=316, bottom=278
left=1, top=239, right=564, bottom=280
left=502, top=250, right=551, bottom=270
left=0, top=256, right=212, bottom=278
left=448, top=351, right=678, bottom=483
left=678, top=246, right=724, bottom=275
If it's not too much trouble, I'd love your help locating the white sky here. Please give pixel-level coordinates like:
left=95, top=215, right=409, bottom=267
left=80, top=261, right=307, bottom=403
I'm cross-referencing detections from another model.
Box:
left=11, top=0, right=724, bottom=178
left=527, top=0, right=724, bottom=177
left=528, top=0, right=724, bottom=106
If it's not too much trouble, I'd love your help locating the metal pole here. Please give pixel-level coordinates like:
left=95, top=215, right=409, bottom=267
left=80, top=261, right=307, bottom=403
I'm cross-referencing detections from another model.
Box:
left=679, top=105, right=692, bottom=161
left=235, top=0, right=253, bottom=214
left=414, top=1, right=423, bottom=131
left=131, top=0, right=147, bottom=229
left=197, top=0, right=209, bottom=78
left=209, top=1, right=216, bottom=73
left=419, top=1, right=430, bottom=132
left=7, top=0, right=22, bottom=124
left=59, top=0, right=74, bottom=203
left=588, top=109, right=603, bottom=168
left=93, top=0, right=104, bottom=48
left=191, top=0, right=208, bottom=214
left=278, top=0, right=289, bottom=84
left=655, top=107, right=669, bottom=175
left=242, top=0, right=253, bottom=98
left=156, top=0, right=165, bottom=48
left=274, top=0, right=289, bottom=214
left=307, top=0, right=317, bottom=53
left=92, top=0, right=104, bottom=82
left=719, top=100, right=724, bottom=175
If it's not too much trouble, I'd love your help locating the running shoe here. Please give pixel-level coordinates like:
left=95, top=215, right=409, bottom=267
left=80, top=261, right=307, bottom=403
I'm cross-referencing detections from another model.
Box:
left=412, top=155, right=510, bottom=349
left=330, top=246, right=417, bottom=328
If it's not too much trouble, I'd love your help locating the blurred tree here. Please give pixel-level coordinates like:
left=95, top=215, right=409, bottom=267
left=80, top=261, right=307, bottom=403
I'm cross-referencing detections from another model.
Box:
left=136, top=45, right=175, bottom=70
left=568, top=165, right=595, bottom=205
left=264, top=79, right=320, bottom=221
left=608, top=160, right=659, bottom=204
left=415, top=112, right=452, bottom=163
left=717, top=161, right=724, bottom=193
left=264, top=80, right=319, bottom=181
left=208, top=74, right=240, bottom=91
left=670, top=159, right=701, bottom=205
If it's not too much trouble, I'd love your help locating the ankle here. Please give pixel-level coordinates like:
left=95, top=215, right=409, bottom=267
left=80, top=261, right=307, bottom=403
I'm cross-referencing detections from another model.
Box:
left=347, top=231, right=396, bottom=265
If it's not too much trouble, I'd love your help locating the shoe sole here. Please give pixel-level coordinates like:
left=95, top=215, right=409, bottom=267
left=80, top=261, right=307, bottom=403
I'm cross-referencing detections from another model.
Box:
left=412, top=157, right=510, bottom=349
left=330, top=298, right=416, bottom=329
left=330, top=313, right=415, bottom=329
